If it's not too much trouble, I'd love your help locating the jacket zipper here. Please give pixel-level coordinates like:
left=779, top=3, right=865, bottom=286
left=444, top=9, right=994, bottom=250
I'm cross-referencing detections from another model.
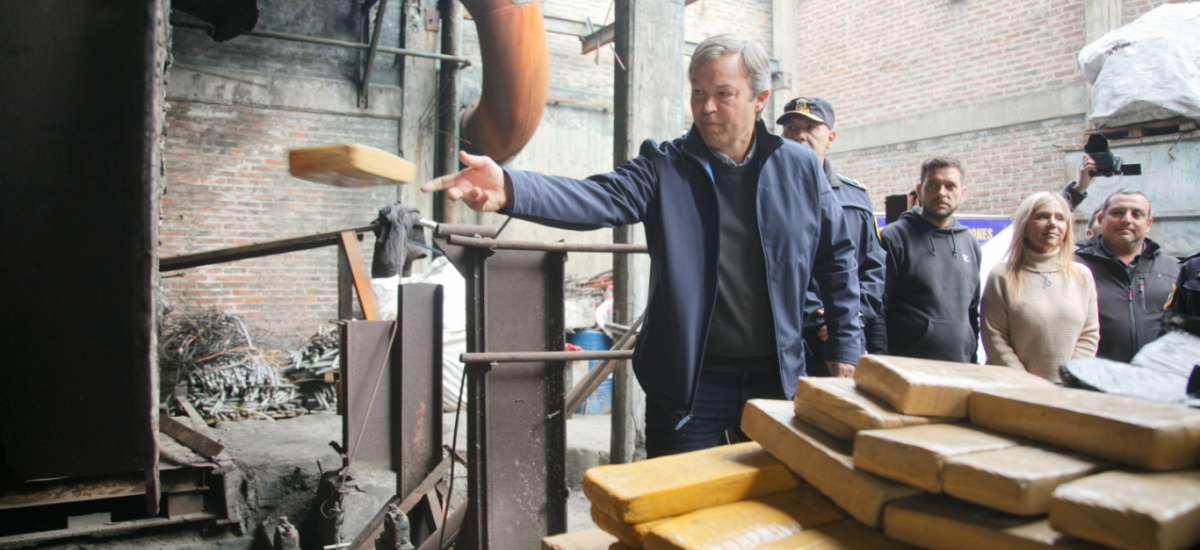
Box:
left=674, top=151, right=717, bottom=432
left=1138, top=278, right=1146, bottom=310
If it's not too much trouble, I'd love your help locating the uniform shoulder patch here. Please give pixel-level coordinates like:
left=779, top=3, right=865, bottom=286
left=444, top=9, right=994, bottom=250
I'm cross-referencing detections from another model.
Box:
left=836, top=174, right=867, bottom=190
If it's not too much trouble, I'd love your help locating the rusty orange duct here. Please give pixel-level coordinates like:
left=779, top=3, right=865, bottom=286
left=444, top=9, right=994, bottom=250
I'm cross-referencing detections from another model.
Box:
left=459, top=0, right=549, bottom=165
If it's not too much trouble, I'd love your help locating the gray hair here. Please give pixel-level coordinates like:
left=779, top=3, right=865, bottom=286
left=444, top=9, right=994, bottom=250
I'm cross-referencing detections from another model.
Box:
left=688, top=34, right=772, bottom=96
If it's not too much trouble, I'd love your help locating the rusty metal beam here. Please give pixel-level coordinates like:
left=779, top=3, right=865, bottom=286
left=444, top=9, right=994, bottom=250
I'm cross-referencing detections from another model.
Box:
left=445, top=235, right=648, bottom=253
left=160, top=224, right=375, bottom=272
left=462, top=350, right=632, bottom=363
left=358, top=0, right=389, bottom=109
left=169, top=20, right=471, bottom=64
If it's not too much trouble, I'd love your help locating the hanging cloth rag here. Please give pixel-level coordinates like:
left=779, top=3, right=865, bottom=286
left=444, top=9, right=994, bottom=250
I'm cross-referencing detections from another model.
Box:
left=372, top=202, right=428, bottom=278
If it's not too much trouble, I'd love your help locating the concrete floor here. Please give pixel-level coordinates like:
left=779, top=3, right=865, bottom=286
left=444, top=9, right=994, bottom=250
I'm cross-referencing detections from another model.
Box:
left=34, top=410, right=613, bottom=549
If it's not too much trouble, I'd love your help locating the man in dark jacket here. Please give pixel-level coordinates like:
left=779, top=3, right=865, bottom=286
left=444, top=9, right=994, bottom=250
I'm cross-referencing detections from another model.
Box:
left=872, top=156, right=982, bottom=363
left=777, top=96, right=885, bottom=373
left=422, top=35, right=860, bottom=457
left=1168, top=252, right=1200, bottom=319
left=1075, top=189, right=1179, bottom=362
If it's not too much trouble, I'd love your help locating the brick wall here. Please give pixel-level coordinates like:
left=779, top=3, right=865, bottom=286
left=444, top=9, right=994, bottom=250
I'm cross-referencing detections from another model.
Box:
left=161, top=102, right=402, bottom=348
left=803, top=0, right=1180, bottom=216
left=161, top=0, right=411, bottom=349
left=833, top=116, right=1088, bottom=216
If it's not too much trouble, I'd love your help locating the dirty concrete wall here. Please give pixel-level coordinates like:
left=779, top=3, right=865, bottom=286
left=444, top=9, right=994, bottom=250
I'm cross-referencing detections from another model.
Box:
left=161, top=0, right=436, bottom=349
left=0, top=0, right=165, bottom=481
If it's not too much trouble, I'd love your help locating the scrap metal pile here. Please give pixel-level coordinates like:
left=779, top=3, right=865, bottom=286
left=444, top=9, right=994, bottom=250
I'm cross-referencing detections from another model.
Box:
left=159, top=310, right=339, bottom=422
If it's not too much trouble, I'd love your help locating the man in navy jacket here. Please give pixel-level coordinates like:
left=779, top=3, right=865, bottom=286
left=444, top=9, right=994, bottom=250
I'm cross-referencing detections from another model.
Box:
left=423, top=34, right=860, bottom=457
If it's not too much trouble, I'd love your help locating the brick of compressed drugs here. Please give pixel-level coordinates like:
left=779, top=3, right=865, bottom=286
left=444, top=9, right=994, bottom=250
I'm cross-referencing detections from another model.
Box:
left=740, top=399, right=922, bottom=527
left=794, top=377, right=956, bottom=441
left=542, top=528, right=618, bottom=550
left=589, top=506, right=668, bottom=549
left=884, top=494, right=1105, bottom=550
left=1049, top=470, right=1200, bottom=550
left=288, top=144, right=417, bottom=187
left=853, top=424, right=1022, bottom=492
left=943, top=446, right=1109, bottom=516
left=641, top=485, right=845, bottom=550
left=582, top=441, right=800, bottom=524
left=854, top=355, right=1054, bottom=417
left=970, top=386, right=1200, bottom=471
left=753, top=519, right=916, bottom=549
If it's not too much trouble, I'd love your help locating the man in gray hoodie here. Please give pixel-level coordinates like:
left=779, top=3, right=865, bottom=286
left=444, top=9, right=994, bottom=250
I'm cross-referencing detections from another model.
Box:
left=870, top=156, right=982, bottom=363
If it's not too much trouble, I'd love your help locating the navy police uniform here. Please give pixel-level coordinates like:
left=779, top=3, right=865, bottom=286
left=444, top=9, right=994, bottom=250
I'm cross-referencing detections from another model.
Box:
left=804, top=160, right=886, bottom=373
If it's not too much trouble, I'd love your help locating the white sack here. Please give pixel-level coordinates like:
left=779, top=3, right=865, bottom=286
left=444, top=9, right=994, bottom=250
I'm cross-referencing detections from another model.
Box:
left=1077, top=3, right=1200, bottom=128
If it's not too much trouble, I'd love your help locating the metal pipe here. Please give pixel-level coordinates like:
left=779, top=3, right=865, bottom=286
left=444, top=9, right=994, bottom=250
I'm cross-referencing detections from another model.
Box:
left=445, top=235, right=648, bottom=253
left=358, top=0, right=390, bottom=109
left=461, top=350, right=633, bottom=363
left=436, top=0, right=462, bottom=223
left=169, top=20, right=471, bottom=65
left=458, top=0, right=549, bottom=164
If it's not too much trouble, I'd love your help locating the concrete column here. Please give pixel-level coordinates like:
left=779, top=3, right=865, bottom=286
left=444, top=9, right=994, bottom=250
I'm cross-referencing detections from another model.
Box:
left=1085, top=0, right=1122, bottom=43
left=399, top=0, right=440, bottom=212
left=771, top=0, right=798, bottom=124
left=611, top=0, right=685, bottom=464
left=1083, top=0, right=1122, bottom=119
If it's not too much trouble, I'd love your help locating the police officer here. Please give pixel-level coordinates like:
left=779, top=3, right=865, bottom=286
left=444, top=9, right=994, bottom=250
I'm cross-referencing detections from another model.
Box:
left=778, top=97, right=886, bottom=372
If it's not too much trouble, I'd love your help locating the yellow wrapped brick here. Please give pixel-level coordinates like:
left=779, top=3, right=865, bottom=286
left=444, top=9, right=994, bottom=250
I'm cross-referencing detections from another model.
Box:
left=854, top=355, right=1053, bottom=417
left=642, top=485, right=845, bottom=550
left=740, top=399, right=921, bottom=528
left=1049, top=470, right=1200, bottom=550
left=970, top=386, right=1200, bottom=471
left=288, top=143, right=417, bottom=187
left=542, top=528, right=618, bottom=550
left=884, top=494, right=1105, bottom=550
left=754, top=519, right=916, bottom=549
left=853, top=424, right=1023, bottom=492
left=943, top=446, right=1109, bottom=516
left=582, top=441, right=799, bottom=524
left=794, top=377, right=955, bottom=441
left=589, top=506, right=669, bottom=549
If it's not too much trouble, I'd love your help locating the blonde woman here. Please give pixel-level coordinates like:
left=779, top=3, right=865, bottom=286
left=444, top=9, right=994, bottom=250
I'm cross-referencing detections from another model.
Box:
left=982, top=192, right=1099, bottom=381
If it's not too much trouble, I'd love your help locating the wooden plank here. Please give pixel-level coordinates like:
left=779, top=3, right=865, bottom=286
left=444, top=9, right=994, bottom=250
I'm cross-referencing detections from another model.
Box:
left=159, top=415, right=224, bottom=458
left=339, top=231, right=380, bottom=321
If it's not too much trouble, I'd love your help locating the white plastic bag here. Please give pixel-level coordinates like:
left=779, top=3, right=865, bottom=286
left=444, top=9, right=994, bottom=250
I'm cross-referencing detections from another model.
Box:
left=1077, top=3, right=1200, bottom=127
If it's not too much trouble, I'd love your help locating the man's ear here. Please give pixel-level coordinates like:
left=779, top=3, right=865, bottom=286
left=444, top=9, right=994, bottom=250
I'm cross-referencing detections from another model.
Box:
left=827, top=129, right=837, bottom=151
left=753, top=89, right=770, bottom=113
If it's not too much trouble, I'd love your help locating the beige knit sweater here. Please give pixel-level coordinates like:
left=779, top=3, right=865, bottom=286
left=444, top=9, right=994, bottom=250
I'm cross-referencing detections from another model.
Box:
left=982, top=248, right=1099, bottom=382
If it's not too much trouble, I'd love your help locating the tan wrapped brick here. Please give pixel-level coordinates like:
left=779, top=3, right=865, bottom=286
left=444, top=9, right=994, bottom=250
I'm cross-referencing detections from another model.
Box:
left=854, top=355, right=1053, bottom=417
left=740, top=399, right=921, bottom=527
left=582, top=441, right=799, bottom=524
left=853, top=424, right=1022, bottom=492
left=970, top=386, right=1200, bottom=471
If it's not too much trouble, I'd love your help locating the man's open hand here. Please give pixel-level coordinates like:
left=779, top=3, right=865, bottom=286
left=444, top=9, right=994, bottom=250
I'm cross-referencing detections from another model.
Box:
left=826, top=360, right=854, bottom=378
left=421, top=151, right=510, bottom=212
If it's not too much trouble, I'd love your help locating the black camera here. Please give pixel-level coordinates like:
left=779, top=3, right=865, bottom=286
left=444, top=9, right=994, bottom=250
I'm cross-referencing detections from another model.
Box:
left=1084, top=134, right=1141, bottom=177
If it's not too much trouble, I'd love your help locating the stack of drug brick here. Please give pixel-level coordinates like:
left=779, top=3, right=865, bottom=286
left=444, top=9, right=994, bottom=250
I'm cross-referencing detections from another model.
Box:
left=544, top=355, right=1200, bottom=550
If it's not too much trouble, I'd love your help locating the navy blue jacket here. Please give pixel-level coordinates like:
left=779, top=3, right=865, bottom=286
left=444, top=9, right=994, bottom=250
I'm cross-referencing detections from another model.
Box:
left=506, top=120, right=861, bottom=417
